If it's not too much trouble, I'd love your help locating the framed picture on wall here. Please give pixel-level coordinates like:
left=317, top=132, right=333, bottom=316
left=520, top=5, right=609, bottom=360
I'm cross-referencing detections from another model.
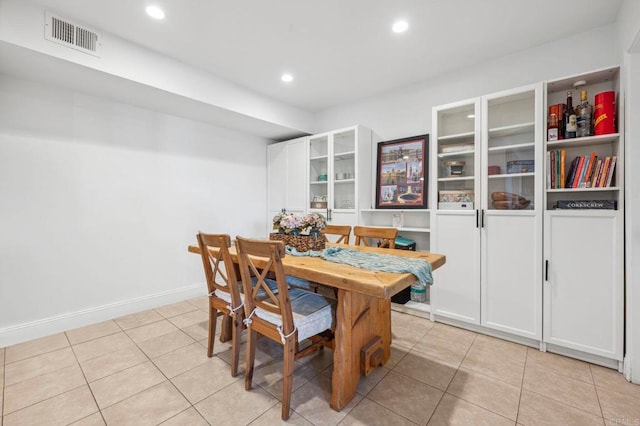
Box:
left=375, top=134, right=428, bottom=209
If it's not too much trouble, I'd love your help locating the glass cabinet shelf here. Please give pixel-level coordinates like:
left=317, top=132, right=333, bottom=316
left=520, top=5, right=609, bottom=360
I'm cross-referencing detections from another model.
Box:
left=488, top=122, right=535, bottom=137
left=438, top=131, right=475, bottom=141
left=489, top=172, right=534, bottom=179
left=438, top=150, right=475, bottom=158
left=438, top=176, right=474, bottom=182
left=488, top=142, right=534, bottom=153
left=334, top=151, right=355, bottom=159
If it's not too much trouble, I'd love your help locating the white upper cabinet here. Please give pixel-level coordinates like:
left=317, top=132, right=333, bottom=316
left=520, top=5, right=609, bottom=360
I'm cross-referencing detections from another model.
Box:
left=308, top=126, right=376, bottom=226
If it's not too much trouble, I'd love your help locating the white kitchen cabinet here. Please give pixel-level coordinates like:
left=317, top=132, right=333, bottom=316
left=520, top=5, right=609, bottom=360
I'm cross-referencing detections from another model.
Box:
left=543, top=211, right=623, bottom=360
left=431, top=98, right=482, bottom=324
left=432, top=209, right=481, bottom=323
left=432, top=84, right=543, bottom=340
left=542, top=66, right=624, bottom=362
left=266, top=136, right=308, bottom=234
left=430, top=68, right=625, bottom=365
left=307, top=126, right=378, bottom=226
left=480, top=85, right=543, bottom=340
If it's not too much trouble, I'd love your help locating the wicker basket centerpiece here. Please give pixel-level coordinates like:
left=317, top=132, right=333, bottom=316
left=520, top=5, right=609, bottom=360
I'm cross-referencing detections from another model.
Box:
left=269, top=232, right=325, bottom=251
left=271, top=212, right=327, bottom=252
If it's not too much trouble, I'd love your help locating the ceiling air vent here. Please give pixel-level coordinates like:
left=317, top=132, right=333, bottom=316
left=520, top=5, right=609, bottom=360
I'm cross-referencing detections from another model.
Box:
left=44, top=11, right=101, bottom=57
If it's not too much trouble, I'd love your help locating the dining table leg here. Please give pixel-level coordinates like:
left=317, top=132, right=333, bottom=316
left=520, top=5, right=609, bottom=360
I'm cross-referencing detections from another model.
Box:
left=330, top=288, right=391, bottom=411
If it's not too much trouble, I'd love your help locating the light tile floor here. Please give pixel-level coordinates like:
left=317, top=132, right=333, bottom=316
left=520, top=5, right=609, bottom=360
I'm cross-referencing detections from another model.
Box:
left=1, top=297, right=640, bottom=425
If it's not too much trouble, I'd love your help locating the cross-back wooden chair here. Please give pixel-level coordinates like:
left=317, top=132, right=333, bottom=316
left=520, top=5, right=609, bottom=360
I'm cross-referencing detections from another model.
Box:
left=196, top=232, right=244, bottom=377
left=235, top=236, right=335, bottom=420
left=353, top=226, right=398, bottom=249
left=322, top=224, right=352, bottom=244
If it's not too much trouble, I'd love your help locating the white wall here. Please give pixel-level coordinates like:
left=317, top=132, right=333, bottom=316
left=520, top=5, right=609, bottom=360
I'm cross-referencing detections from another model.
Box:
left=617, top=0, right=640, bottom=384
left=317, top=24, right=619, bottom=139
left=625, top=51, right=640, bottom=384
left=0, top=75, right=269, bottom=346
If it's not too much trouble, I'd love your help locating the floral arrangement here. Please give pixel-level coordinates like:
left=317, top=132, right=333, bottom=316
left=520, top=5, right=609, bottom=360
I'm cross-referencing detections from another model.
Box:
left=272, top=212, right=326, bottom=236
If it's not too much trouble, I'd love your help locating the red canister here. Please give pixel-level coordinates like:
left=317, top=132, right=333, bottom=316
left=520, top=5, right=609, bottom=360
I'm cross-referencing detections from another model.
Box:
left=594, top=91, right=616, bottom=135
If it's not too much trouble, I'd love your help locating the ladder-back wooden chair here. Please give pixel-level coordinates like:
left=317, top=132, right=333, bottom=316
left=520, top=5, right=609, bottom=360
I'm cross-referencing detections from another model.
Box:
left=196, top=232, right=245, bottom=377
left=235, top=236, right=335, bottom=420
left=322, top=224, right=352, bottom=244
left=353, top=226, right=398, bottom=249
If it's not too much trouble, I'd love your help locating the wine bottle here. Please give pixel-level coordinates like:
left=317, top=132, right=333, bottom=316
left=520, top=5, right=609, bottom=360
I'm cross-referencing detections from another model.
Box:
left=564, top=91, right=577, bottom=139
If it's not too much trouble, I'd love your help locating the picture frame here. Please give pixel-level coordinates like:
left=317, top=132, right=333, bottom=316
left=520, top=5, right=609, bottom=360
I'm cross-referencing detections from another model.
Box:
left=375, top=134, right=428, bottom=209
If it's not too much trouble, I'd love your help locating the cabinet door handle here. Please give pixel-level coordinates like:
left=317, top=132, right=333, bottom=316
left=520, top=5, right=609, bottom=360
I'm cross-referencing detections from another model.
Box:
left=545, top=260, right=549, bottom=281
left=476, top=209, right=480, bottom=228
left=481, top=209, right=485, bottom=228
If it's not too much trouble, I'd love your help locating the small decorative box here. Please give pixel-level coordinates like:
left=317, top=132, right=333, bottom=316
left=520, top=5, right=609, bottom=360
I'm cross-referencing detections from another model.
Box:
left=506, top=160, right=535, bottom=174
left=438, top=190, right=474, bottom=203
left=488, top=165, right=501, bottom=175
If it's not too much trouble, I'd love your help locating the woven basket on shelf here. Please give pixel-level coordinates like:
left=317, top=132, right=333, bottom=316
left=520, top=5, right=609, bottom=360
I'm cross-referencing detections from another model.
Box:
left=269, top=233, right=326, bottom=252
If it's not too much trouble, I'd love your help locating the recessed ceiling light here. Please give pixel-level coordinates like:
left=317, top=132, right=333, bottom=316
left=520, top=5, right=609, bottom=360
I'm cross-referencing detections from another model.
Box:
left=392, top=20, right=409, bottom=33
left=146, top=5, right=165, bottom=20
left=467, top=114, right=475, bottom=119
left=281, top=73, right=293, bottom=83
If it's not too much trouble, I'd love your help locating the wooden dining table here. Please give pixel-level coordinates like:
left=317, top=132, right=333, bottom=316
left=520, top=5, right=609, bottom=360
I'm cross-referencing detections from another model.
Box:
left=188, top=242, right=445, bottom=411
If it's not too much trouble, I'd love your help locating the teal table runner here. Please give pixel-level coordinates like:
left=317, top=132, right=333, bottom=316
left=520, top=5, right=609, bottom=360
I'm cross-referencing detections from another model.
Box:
left=320, top=246, right=432, bottom=286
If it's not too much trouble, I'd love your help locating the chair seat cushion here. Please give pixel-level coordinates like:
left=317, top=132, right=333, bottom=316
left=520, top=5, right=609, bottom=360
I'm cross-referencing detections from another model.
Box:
left=254, top=288, right=335, bottom=342
left=215, top=277, right=278, bottom=306
left=285, top=275, right=314, bottom=291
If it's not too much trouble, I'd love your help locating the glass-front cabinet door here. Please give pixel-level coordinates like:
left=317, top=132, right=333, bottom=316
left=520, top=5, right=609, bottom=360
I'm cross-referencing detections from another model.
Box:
left=308, top=127, right=366, bottom=225
left=331, top=129, right=356, bottom=211
left=483, top=88, right=539, bottom=211
left=434, top=101, right=479, bottom=212
left=308, top=135, right=329, bottom=211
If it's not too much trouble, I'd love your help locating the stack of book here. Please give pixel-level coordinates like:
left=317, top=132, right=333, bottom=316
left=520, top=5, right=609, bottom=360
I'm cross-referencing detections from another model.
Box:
left=547, top=150, right=616, bottom=189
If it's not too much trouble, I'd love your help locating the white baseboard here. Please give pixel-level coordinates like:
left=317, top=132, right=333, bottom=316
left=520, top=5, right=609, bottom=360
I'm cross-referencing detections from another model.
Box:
left=433, top=314, right=540, bottom=349
left=0, top=284, right=206, bottom=348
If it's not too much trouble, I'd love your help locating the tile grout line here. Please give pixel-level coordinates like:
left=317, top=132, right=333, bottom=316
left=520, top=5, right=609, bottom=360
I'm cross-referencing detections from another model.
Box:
left=82, top=312, right=199, bottom=422
left=521, top=350, right=607, bottom=422
left=65, top=330, right=108, bottom=425
left=75, top=314, right=190, bottom=422
left=2, top=334, right=88, bottom=421
left=3, top=338, right=69, bottom=367
left=525, top=349, right=600, bottom=385
left=138, top=315, right=274, bottom=422
left=453, top=333, right=521, bottom=420
left=442, top=333, right=523, bottom=423
left=524, top=386, right=608, bottom=421
left=142, top=300, right=211, bottom=424
left=515, top=346, right=528, bottom=424
left=424, top=331, right=479, bottom=425
left=589, top=364, right=608, bottom=424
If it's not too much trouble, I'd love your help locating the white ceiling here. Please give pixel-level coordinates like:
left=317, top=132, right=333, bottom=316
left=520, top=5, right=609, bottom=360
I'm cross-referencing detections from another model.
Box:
left=23, top=0, right=623, bottom=112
